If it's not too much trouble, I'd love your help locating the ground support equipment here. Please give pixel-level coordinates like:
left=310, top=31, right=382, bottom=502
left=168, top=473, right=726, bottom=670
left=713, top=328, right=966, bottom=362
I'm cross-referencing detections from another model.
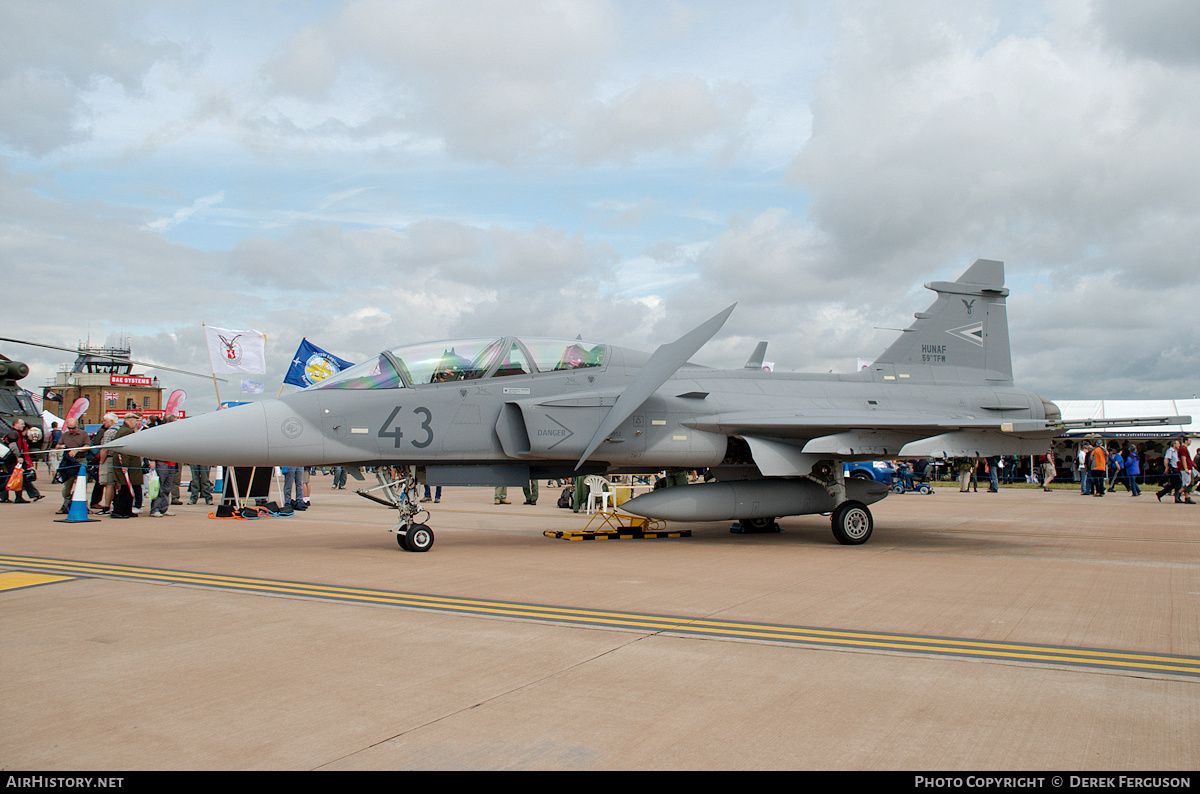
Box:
left=545, top=510, right=686, bottom=541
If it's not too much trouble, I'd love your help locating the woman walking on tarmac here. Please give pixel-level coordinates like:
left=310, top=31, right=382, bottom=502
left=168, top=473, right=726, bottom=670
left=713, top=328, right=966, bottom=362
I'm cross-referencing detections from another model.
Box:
left=3, top=419, right=43, bottom=504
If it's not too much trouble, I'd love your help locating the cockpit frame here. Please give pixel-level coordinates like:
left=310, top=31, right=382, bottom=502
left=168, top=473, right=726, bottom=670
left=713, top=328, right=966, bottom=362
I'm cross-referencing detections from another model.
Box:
left=314, top=337, right=608, bottom=391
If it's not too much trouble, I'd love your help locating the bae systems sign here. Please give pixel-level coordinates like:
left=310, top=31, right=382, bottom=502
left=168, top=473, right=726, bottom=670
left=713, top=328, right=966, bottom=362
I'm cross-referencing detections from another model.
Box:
left=110, top=375, right=153, bottom=387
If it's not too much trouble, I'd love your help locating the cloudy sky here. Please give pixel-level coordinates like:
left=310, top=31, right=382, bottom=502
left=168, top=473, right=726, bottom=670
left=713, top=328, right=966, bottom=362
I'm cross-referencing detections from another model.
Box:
left=3, top=0, right=1198, bottom=412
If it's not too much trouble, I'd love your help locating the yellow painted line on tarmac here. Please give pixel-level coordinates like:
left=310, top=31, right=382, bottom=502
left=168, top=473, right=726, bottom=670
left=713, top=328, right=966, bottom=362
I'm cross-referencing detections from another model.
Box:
left=886, top=526, right=1200, bottom=544
left=398, top=505, right=1200, bottom=543
left=442, top=508, right=1200, bottom=544
left=0, top=571, right=74, bottom=592
left=2, top=554, right=1198, bottom=679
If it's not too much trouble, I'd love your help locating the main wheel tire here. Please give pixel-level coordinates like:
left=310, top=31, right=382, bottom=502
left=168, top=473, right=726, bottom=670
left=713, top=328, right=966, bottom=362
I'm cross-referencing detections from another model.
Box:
left=741, top=516, right=776, bottom=532
left=405, top=523, right=434, bottom=552
left=831, top=501, right=873, bottom=545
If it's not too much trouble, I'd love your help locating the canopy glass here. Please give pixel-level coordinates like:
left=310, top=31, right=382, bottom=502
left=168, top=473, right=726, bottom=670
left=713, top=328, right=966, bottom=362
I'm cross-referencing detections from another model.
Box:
left=315, top=337, right=606, bottom=390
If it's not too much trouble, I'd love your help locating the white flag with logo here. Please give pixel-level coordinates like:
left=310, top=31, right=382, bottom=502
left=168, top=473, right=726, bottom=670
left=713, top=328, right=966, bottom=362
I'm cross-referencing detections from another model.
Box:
left=204, top=325, right=267, bottom=374
left=241, top=380, right=264, bottom=394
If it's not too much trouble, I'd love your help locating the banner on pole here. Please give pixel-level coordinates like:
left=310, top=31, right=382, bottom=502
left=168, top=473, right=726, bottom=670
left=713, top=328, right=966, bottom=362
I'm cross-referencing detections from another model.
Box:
left=284, top=338, right=354, bottom=388
left=204, top=326, right=267, bottom=374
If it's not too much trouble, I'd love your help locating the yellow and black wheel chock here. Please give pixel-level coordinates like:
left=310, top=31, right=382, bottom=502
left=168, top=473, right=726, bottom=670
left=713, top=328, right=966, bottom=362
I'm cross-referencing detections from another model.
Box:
left=544, top=510, right=689, bottom=541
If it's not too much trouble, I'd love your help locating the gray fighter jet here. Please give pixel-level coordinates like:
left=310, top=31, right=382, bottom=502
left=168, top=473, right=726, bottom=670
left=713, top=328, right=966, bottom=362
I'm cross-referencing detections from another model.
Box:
left=110, top=259, right=1188, bottom=551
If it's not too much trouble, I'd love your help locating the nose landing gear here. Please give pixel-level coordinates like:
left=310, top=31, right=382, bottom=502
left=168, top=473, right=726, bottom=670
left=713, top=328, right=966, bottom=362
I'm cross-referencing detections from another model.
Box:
left=358, top=466, right=435, bottom=552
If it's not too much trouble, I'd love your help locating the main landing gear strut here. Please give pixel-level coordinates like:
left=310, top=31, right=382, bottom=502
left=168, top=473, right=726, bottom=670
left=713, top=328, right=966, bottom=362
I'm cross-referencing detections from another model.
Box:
left=816, top=460, right=874, bottom=545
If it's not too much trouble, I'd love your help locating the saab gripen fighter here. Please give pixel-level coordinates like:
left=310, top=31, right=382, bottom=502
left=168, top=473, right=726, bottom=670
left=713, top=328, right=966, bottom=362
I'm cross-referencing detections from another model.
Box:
left=110, top=260, right=1187, bottom=551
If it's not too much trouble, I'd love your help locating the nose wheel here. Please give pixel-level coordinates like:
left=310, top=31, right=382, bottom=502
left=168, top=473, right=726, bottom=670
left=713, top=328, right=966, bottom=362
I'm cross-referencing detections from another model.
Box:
left=396, top=523, right=434, bottom=552
left=381, top=466, right=435, bottom=552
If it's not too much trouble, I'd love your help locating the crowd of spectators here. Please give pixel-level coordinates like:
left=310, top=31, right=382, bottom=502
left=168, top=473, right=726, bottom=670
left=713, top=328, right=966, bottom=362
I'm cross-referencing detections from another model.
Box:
left=5, top=410, right=1198, bottom=512
left=925, top=439, right=1196, bottom=503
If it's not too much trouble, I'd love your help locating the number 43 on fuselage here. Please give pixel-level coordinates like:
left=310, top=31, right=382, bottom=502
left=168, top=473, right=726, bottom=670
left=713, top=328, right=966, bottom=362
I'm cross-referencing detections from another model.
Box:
left=111, top=260, right=1188, bottom=546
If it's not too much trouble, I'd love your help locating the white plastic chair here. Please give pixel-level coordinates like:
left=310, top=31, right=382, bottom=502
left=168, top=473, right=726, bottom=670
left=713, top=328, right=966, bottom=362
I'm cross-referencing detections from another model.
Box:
left=584, top=475, right=613, bottom=514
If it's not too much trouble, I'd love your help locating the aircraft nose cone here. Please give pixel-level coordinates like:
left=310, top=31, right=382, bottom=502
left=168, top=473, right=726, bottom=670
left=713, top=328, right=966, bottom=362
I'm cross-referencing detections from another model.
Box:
left=108, top=402, right=269, bottom=466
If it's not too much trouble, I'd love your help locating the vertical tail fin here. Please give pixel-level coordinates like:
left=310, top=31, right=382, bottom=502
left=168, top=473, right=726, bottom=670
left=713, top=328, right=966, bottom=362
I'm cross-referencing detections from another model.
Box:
left=870, top=259, right=1012, bottom=384
left=744, top=341, right=768, bottom=369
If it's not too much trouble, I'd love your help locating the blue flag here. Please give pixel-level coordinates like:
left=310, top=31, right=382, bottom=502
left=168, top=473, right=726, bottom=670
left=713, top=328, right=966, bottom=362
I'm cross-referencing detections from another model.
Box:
left=284, top=339, right=355, bottom=388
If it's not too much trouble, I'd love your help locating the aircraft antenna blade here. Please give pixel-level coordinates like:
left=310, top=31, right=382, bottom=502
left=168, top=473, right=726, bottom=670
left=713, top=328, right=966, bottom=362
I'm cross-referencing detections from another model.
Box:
left=574, top=303, right=736, bottom=470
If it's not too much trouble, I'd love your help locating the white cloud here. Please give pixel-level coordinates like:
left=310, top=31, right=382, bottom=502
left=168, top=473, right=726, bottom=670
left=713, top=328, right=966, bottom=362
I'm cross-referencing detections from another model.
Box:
left=0, top=69, right=85, bottom=155
left=0, top=0, right=184, bottom=155
left=146, top=191, right=225, bottom=232
left=786, top=1, right=1200, bottom=290
left=577, top=75, right=753, bottom=163
left=259, top=25, right=340, bottom=102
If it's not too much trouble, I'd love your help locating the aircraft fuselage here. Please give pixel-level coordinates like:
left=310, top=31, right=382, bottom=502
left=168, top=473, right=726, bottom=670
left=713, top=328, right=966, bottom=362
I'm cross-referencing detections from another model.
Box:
left=124, top=358, right=1055, bottom=477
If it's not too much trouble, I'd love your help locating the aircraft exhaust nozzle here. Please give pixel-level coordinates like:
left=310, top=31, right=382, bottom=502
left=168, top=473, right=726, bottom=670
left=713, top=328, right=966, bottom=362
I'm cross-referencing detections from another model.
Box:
left=621, top=478, right=887, bottom=522
left=107, top=402, right=271, bottom=467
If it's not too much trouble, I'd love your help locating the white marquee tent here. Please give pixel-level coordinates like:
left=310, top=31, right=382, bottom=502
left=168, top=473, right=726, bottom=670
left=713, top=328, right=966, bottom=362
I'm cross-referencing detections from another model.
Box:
left=1055, top=399, right=1198, bottom=437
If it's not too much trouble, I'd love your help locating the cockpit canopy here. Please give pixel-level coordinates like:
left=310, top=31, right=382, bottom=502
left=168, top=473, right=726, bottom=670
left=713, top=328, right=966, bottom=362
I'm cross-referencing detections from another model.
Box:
left=315, top=337, right=606, bottom=390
